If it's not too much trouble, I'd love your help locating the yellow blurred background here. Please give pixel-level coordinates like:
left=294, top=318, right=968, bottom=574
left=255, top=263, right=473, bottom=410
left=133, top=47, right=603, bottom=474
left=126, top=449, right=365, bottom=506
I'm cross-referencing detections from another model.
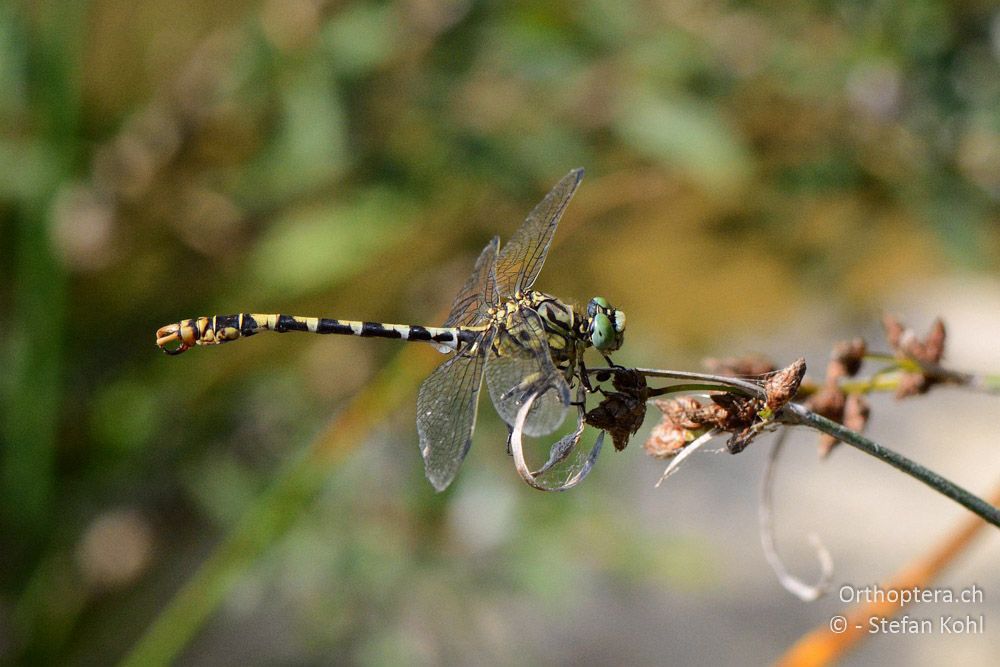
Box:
left=1, top=0, right=998, bottom=664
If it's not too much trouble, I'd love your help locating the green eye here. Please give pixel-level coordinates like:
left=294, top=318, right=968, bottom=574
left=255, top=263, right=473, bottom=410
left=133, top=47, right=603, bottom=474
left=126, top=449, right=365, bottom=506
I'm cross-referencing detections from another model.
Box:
left=592, top=296, right=609, bottom=308
left=591, top=313, right=614, bottom=350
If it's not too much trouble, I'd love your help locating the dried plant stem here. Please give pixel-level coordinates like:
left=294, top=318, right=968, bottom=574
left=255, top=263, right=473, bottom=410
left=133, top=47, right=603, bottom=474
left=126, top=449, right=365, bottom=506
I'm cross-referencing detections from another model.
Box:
left=759, top=431, right=833, bottom=602
left=782, top=403, right=1000, bottom=529
left=594, top=364, right=999, bottom=527
left=588, top=367, right=765, bottom=398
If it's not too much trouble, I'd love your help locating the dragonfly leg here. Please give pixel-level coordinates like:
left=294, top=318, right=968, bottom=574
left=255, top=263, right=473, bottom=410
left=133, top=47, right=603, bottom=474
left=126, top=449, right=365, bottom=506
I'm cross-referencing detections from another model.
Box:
left=578, top=359, right=614, bottom=394
left=500, top=372, right=550, bottom=403
left=578, top=359, right=595, bottom=392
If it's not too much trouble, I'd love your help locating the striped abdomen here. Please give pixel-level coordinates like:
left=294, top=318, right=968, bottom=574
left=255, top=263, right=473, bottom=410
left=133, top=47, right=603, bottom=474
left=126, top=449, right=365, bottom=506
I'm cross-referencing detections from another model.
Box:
left=155, top=313, right=477, bottom=355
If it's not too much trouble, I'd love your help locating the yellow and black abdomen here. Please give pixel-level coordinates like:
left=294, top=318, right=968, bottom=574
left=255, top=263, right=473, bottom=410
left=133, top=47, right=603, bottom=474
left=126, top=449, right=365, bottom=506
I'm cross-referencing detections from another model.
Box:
left=156, top=313, right=472, bottom=355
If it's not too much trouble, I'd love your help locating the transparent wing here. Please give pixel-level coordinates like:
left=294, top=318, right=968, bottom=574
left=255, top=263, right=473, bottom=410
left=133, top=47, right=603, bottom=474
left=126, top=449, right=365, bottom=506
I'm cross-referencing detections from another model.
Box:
left=494, top=168, right=583, bottom=297
left=444, top=236, right=500, bottom=328
left=416, top=333, right=491, bottom=491
left=484, top=309, right=570, bottom=437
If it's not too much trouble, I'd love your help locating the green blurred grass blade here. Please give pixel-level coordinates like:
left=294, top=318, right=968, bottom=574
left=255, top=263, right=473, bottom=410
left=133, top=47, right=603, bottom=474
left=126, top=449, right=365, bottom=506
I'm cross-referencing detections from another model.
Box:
left=1, top=1, right=86, bottom=531
left=120, top=347, right=436, bottom=667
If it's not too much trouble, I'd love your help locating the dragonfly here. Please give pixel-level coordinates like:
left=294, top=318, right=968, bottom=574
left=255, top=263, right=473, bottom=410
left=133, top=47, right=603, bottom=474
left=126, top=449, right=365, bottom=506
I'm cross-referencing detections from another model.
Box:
left=156, top=168, right=626, bottom=491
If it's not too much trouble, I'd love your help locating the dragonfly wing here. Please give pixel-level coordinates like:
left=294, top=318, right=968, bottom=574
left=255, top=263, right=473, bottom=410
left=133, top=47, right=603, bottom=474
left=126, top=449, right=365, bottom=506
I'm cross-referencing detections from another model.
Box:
left=494, top=169, right=583, bottom=297
left=444, top=236, right=500, bottom=328
left=417, top=334, right=491, bottom=491
left=484, top=309, right=570, bottom=437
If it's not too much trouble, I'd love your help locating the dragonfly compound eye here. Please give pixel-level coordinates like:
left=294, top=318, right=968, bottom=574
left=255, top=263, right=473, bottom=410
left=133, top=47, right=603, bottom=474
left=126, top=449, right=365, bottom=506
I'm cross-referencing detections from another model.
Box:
left=590, top=312, right=615, bottom=350
left=587, top=296, right=609, bottom=318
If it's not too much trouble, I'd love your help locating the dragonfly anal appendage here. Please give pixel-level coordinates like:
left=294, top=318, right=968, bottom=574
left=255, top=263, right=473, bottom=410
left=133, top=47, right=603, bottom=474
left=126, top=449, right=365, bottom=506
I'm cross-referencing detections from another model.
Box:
left=155, top=322, right=190, bottom=355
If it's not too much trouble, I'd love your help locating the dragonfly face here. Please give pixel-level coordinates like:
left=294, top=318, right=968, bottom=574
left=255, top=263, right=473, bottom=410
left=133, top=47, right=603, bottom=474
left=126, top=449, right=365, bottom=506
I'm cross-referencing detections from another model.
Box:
left=586, top=296, right=626, bottom=352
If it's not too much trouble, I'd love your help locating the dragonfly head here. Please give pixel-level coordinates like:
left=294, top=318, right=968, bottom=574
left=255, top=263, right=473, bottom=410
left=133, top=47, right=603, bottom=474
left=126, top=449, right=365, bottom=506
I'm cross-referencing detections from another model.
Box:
left=586, top=297, right=625, bottom=352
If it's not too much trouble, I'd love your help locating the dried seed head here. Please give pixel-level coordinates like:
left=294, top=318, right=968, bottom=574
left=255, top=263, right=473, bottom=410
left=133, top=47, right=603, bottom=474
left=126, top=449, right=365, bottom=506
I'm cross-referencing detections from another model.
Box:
left=882, top=315, right=949, bottom=397
left=830, top=338, right=866, bottom=378
left=585, top=392, right=646, bottom=451
left=805, top=385, right=847, bottom=456
left=805, top=386, right=846, bottom=422
left=818, top=393, right=870, bottom=458
left=765, top=358, right=806, bottom=413
left=653, top=395, right=705, bottom=430
left=843, top=393, right=870, bottom=433
left=710, top=393, right=759, bottom=432
left=644, top=422, right=691, bottom=459
left=585, top=368, right=651, bottom=451
left=924, top=318, right=946, bottom=363
left=882, top=313, right=905, bottom=349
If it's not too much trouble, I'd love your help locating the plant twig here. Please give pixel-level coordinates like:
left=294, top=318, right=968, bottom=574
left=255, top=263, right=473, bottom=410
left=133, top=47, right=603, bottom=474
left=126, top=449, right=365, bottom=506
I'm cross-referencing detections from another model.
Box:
left=781, top=403, right=1000, bottom=529
left=588, top=366, right=765, bottom=398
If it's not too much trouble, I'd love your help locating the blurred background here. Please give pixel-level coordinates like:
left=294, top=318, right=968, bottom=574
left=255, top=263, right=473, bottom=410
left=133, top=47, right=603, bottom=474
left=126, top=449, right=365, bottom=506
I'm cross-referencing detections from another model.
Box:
left=1, top=0, right=999, bottom=664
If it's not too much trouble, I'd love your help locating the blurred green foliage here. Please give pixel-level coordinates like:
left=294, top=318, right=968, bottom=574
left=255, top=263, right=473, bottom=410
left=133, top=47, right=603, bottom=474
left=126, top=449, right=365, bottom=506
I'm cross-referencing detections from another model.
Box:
left=1, top=0, right=998, bottom=664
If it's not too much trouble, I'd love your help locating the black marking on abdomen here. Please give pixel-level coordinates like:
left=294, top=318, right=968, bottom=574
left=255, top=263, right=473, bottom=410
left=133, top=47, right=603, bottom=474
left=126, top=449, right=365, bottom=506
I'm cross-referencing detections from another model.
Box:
left=274, top=315, right=298, bottom=332
left=214, top=314, right=239, bottom=332
left=361, top=322, right=401, bottom=338
left=316, top=319, right=351, bottom=335
left=240, top=314, right=258, bottom=336
left=433, top=331, right=454, bottom=342
left=408, top=326, right=431, bottom=341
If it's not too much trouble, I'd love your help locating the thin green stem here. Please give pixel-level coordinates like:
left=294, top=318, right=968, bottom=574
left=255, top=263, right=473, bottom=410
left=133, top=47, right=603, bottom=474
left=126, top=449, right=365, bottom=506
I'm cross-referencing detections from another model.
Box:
left=782, top=403, right=1000, bottom=529
left=833, top=374, right=901, bottom=395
